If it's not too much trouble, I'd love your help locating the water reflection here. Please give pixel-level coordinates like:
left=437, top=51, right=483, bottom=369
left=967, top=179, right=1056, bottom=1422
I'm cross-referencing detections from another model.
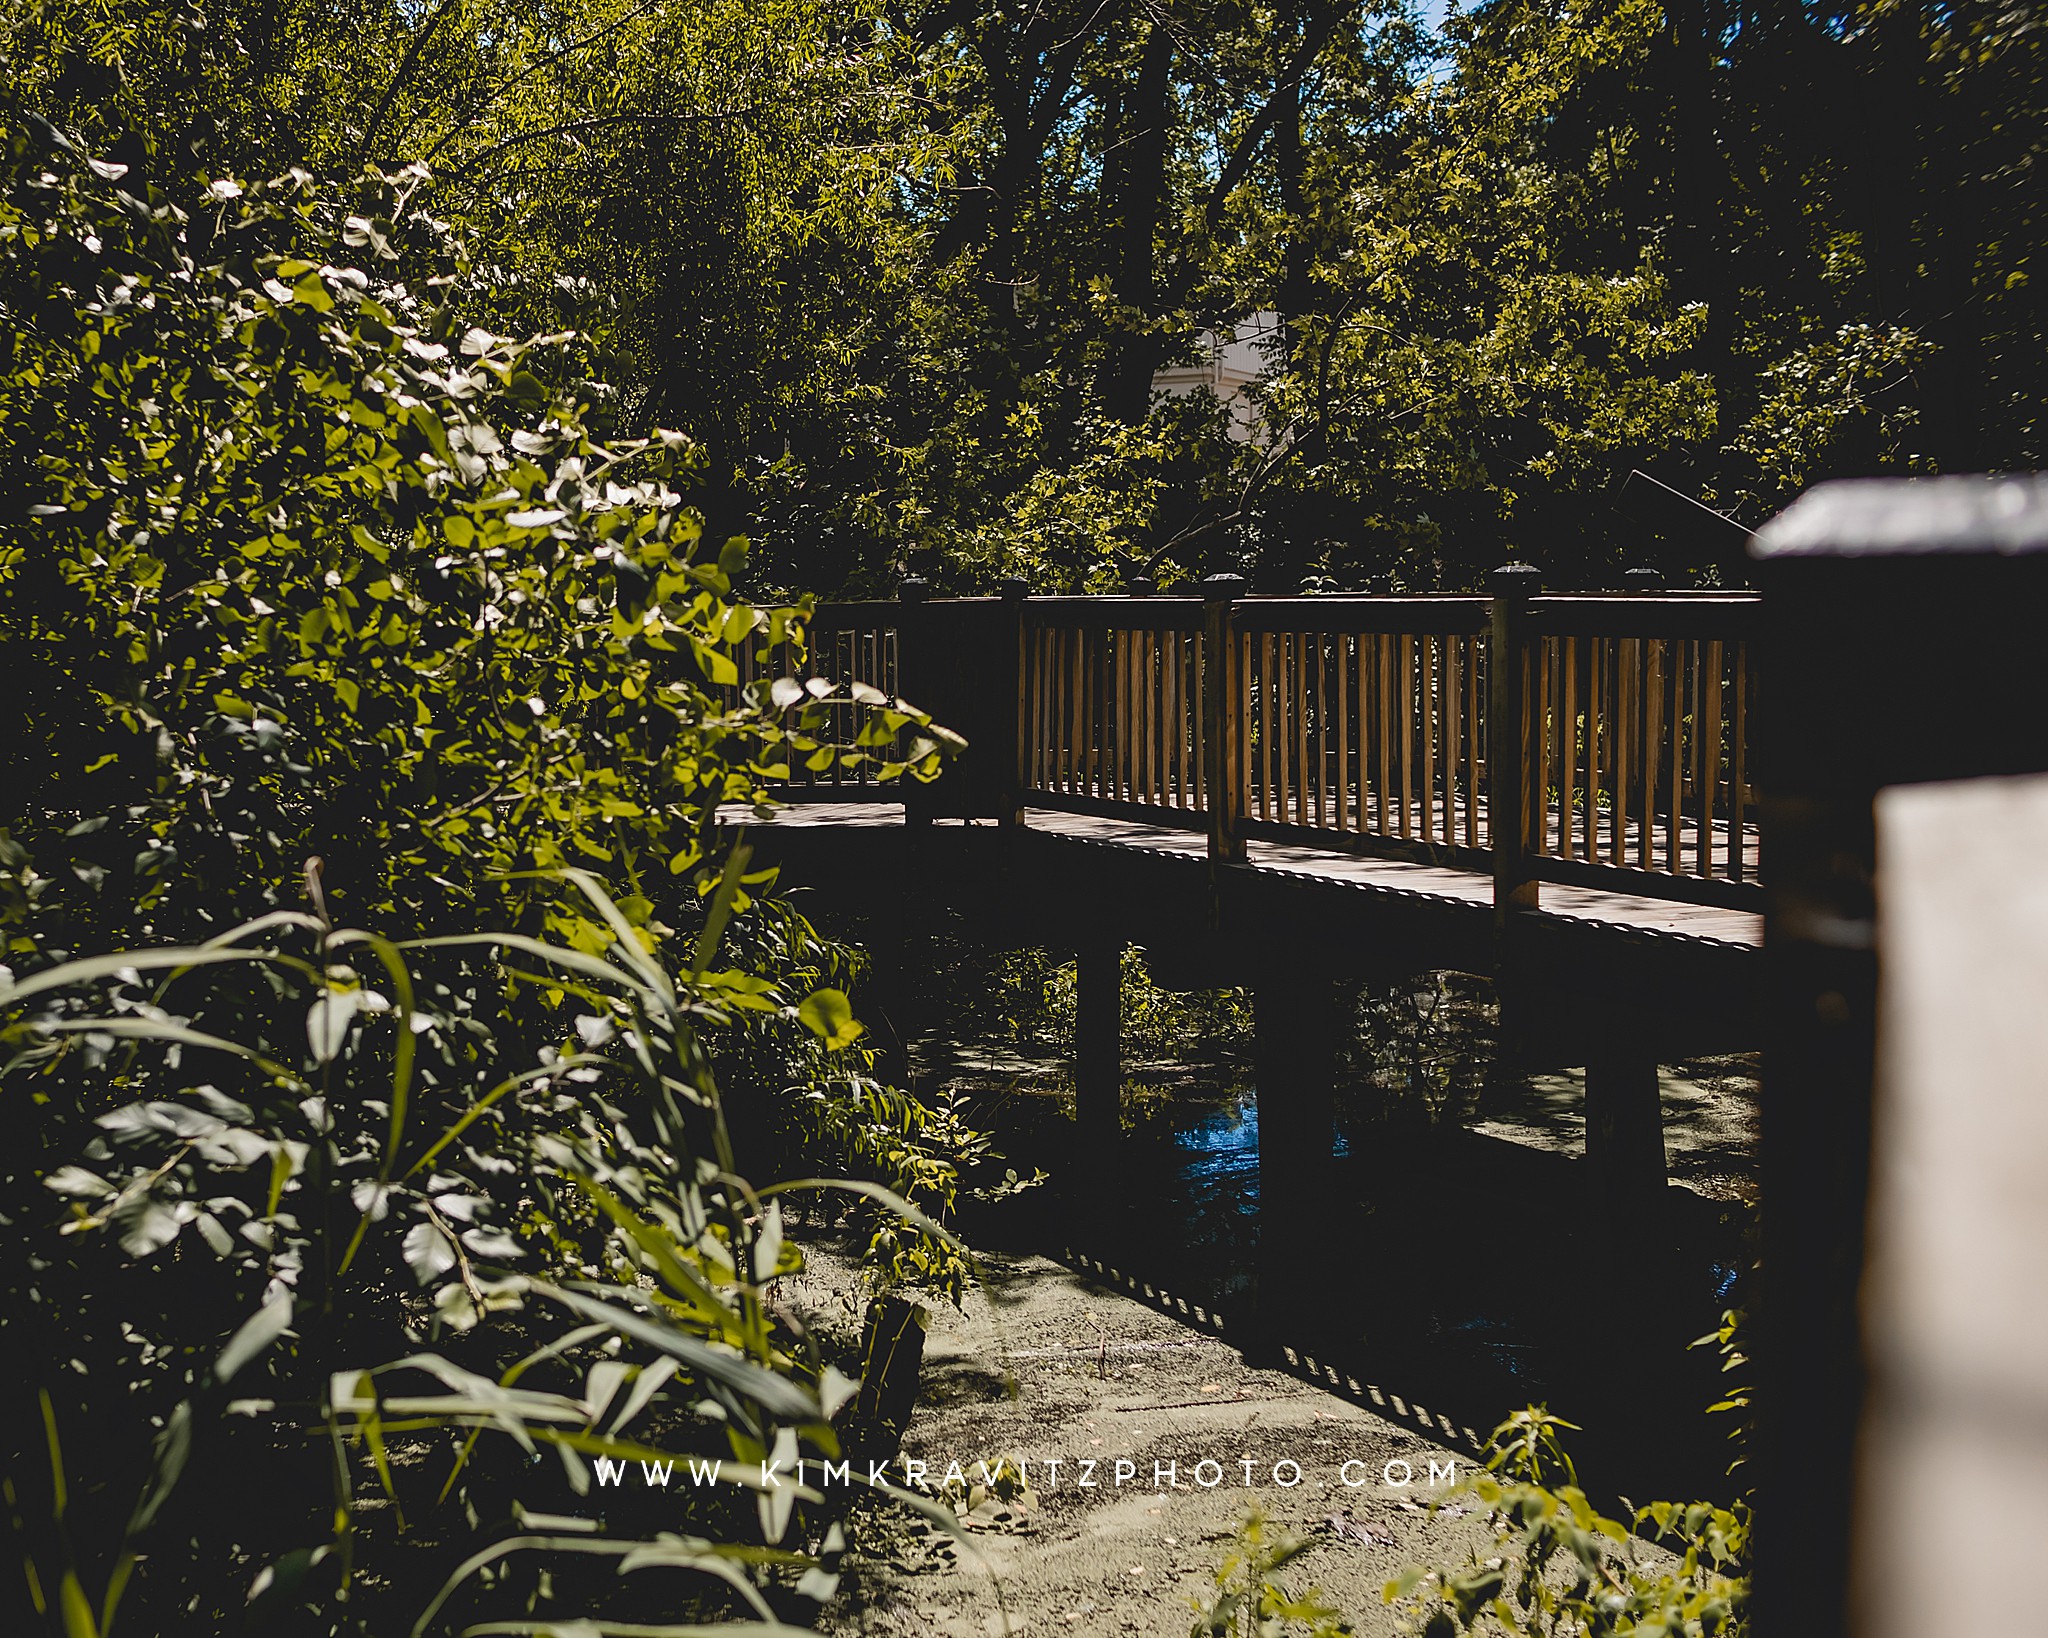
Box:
left=970, top=1076, right=1756, bottom=1504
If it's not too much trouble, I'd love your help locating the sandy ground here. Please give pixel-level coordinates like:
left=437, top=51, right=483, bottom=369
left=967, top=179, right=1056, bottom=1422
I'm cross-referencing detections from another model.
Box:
left=811, top=1247, right=1504, bottom=1637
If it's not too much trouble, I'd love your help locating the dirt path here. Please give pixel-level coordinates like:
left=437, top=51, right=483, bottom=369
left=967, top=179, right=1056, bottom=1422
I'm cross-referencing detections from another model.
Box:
left=819, top=1251, right=1499, bottom=1636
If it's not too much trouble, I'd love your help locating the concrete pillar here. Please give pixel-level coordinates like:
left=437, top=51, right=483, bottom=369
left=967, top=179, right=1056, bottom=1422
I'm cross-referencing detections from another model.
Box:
left=1249, top=975, right=1341, bottom=1357
left=1074, top=939, right=1122, bottom=1146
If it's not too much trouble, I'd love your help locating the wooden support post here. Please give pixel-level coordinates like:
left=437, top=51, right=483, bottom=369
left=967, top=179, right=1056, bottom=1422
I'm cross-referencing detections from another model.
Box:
left=1202, top=575, right=1248, bottom=865
left=1583, top=1043, right=1667, bottom=1212
left=1074, top=938, right=1123, bottom=1148
left=1000, top=576, right=1028, bottom=826
left=1489, top=564, right=1542, bottom=924
left=1749, top=475, right=2048, bottom=1638
left=1249, top=972, right=1341, bottom=1358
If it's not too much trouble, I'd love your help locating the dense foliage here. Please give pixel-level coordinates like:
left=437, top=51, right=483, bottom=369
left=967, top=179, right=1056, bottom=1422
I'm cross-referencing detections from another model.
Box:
left=12, top=0, right=2035, bottom=597
left=0, top=113, right=988, bottom=1637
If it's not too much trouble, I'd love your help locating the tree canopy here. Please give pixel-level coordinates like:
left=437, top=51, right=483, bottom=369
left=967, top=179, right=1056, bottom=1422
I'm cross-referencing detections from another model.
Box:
left=10, top=0, right=2038, bottom=593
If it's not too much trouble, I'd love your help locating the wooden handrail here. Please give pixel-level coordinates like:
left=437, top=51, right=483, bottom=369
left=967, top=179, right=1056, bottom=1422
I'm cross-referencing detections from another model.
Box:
left=767, top=582, right=1764, bottom=910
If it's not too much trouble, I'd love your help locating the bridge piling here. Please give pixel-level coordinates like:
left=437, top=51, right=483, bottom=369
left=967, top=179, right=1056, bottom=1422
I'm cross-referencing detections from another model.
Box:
left=1583, top=1042, right=1668, bottom=1215
left=1074, top=937, right=1124, bottom=1149
left=1248, top=970, right=1343, bottom=1360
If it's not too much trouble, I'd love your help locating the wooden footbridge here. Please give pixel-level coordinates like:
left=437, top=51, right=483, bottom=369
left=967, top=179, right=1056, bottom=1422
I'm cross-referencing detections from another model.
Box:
left=727, top=476, right=2048, bottom=1638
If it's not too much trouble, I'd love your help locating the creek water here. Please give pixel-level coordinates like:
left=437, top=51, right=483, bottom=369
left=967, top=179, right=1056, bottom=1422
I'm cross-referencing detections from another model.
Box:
left=955, top=1062, right=1757, bottom=1507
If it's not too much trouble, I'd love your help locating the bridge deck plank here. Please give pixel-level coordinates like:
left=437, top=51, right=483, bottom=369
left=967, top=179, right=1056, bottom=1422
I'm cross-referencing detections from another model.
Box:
left=724, top=802, right=1762, bottom=951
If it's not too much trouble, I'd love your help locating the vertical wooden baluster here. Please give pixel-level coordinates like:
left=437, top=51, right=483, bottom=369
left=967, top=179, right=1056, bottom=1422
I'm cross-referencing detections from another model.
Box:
left=1040, top=626, right=1053, bottom=793
left=1642, top=637, right=1662, bottom=871
left=1688, top=639, right=1703, bottom=871
left=1102, top=627, right=1115, bottom=800
left=1258, top=633, right=1275, bottom=822
left=1730, top=645, right=1748, bottom=882
left=1279, top=633, right=1292, bottom=825
left=1559, top=636, right=1578, bottom=859
left=1295, top=634, right=1311, bottom=827
left=1336, top=634, right=1352, bottom=831
left=1418, top=634, right=1436, bottom=844
left=1700, top=639, right=1723, bottom=876
left=1123, top=627, right=1136, bottom=804
left=1399, top=633, right=1415, bottom=839
left=1357, top=632, right=1373, bottom=834
left=1377, top=633, right=1393, bottom=835
left=1057, top=626, right=1072, bottom=792
left=1040, top=627, right=1051, bottom=793
left=1111, top=626, right=1124, bottom=802
left=1445, top=631, right=1462, bottom=847
left=1281, top=632, right=1296, bottom=824
left=1466, top=634, right=1481, bottom=848
left=1261, top=634, right=1277, bottom=827
left=1078, top=626, right=1092, bottom=796
left=1182, top=628, right=1194, bottom=807
left=1135, top=627, right=1149, bottom=803
left=1194, top=632, right=1207, bottom=810
left=1105, top=625, right=1118, bottom=801
left=1085, top=626, right=1097, bottom=799
left=1162, top=630, right=1178, bottom=807
left=1181, top=629, right=1193, bottom=807
left=1102, top=628, right=1116, bottom=800
left=1615, top=637, right=1636, bottom=867
left=1313, top=634, right=1327, bottom=827
left=1662, top=634, right=1679, bottom=868
left=1539, top=637, right=1556, bottom=859
left=1122, top=625, right=1134, bottom=802
left=1358, top=632, right=1373, bottom=833
left=1120, top=627, right=1134, bottom=801
left=1152, top=626, right=1165, bottom=807
left=1148, top=628, right=1162, bottom=806
left=1070, top=625, right=1086, bottom=795
left=1585, top=641, right=1603, bottom=860
left=1147, top=628, right=1161, bottom=806
left=1062, top=625, right=1076, bottom=795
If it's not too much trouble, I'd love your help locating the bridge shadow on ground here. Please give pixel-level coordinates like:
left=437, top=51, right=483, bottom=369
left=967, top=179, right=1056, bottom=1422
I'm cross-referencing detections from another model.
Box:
left=958, top=1112, right=1754, bottom=1511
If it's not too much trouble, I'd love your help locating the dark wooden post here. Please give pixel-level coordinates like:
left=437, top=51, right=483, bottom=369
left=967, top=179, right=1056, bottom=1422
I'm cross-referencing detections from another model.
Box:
left=1249, top=971, right=1342, bottom=1357
left=1074, top=937, right=1123, bottom=1147
left=1750, top=475, right=2048, bottom=1638
left=1488, top=564, right=1542, bottom=923
left=1000, top=576, right=1029, bottom=827
left=1583, top=1041, right=1666, bottom=1212
left=1202, top=574, right=1248, bottom=865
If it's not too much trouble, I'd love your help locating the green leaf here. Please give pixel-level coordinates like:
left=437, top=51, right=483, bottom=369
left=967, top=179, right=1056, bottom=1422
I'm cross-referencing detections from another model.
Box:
left=796, top=988, right=862, bottom=1051
left=216, top=1292, right=294, bottom=1384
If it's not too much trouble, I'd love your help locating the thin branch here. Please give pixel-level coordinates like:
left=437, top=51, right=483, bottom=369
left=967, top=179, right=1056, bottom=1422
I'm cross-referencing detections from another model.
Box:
left=418, top=0, right=671, bottom=165
left=357, top=0, right=466, bottom=170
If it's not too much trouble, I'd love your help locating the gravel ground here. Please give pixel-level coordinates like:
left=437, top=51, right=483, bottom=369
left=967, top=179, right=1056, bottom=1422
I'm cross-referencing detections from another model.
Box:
left=807, top=1246, right=1504, bottom=1637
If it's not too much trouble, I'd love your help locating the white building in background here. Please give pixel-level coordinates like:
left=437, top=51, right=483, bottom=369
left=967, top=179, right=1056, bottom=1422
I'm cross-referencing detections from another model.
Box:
left=1150, top=311, right=1283, bottom=441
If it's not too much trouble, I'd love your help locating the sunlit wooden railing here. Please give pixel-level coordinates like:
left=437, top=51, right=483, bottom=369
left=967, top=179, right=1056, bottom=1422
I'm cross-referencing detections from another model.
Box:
left=1021, top=598, right=1208, bottom=821
left=1522, top=597, right=1759, bottom=905
left=1231, top=598, right=1490, bottom=862
left=766, top=579, right=1763, bottom=911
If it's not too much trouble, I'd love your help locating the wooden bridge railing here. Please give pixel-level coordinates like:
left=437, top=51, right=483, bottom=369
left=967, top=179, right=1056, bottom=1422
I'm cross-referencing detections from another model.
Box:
left=736, top=599, right=900, bottom=795
left=1230, top=596, right=1492, bottom=864
left=764, top=575, right=1763, bottom=911
left=1522, top=597, right=1759, bottom=908
left=1022, top=597, right=1209, bottom=823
